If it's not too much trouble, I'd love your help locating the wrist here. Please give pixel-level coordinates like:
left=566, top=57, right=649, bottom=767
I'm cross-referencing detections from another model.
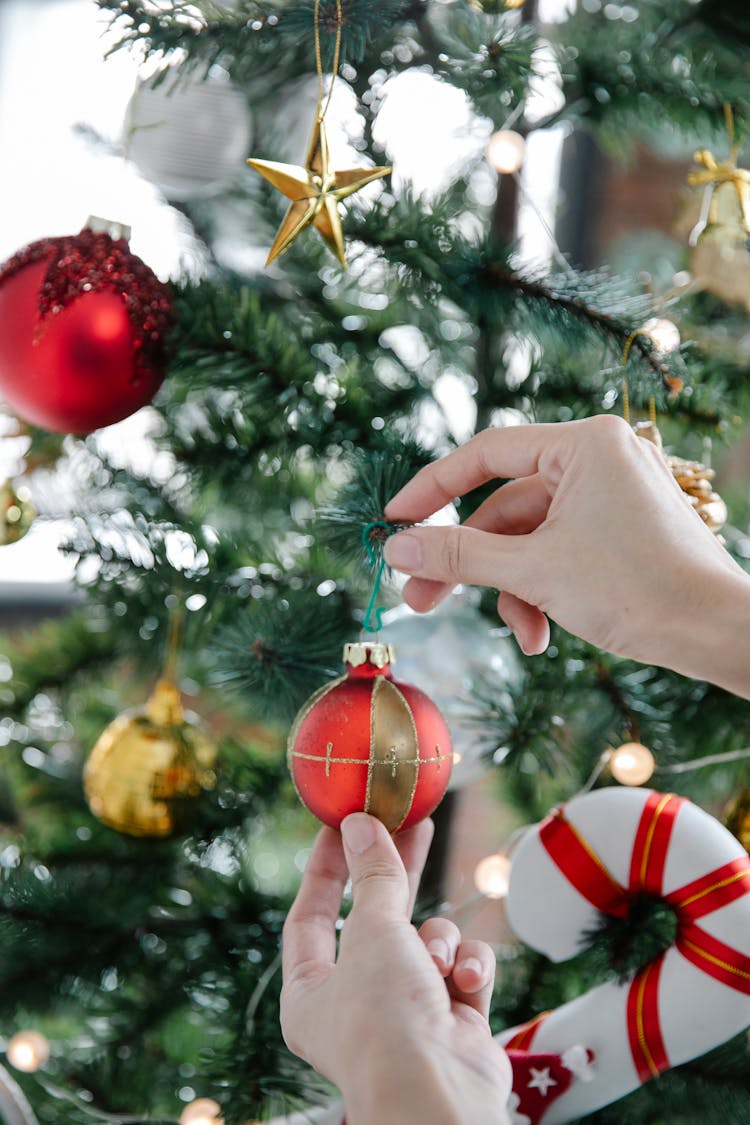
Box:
left=341, top=1042, right=509, bottom=1125
left=647, top=564, right=750, bottom=699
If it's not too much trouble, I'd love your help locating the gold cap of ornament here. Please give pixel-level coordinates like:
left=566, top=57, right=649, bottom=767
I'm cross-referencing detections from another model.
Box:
left=343, top=642, right=396, bottom=669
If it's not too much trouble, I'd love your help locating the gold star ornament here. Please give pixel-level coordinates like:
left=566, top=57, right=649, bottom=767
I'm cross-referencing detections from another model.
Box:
left=247, top=109, right=391, bottom=268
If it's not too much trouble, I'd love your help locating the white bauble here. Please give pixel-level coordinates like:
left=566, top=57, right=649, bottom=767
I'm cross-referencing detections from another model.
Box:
left=126, top=67, right=253, bottom=200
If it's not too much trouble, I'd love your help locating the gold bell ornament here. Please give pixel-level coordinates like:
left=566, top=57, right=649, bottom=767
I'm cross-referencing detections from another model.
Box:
left=0, top=479, right=35, bottom=546
left=682, top=105, right=750, bottom=313
left=634, top=420, right=728, bottom=534
left=84, top=679, right=217, bottom=838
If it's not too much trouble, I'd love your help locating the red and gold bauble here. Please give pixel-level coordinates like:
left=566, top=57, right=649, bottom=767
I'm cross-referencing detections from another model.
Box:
left=288, top=642, right=453, bottom=832
left=0, top=226, right=174, bottom=433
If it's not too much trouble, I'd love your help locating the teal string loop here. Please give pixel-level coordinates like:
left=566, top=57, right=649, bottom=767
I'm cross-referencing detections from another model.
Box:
left=361, top=521, right=393, bottom=633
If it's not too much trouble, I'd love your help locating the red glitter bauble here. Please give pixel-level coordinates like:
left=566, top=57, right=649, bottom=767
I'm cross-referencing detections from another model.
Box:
left=0, top=228, right=174, bottom=433
left=288, top=642, right=453, bottom=832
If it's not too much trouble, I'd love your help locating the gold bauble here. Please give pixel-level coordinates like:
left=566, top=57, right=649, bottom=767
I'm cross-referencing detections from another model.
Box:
left=84, top=680, right=217, bottom=837
left=0, top=480, right=36, bottom=546
left=725, top=788, right=750, bottom=853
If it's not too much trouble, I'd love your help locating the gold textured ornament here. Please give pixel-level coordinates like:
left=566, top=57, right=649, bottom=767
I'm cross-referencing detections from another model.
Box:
left=83, top=679, right=217, bottom=837
left=247, top=107, right=391, bottom=268
left=634, top=421, right=728, bottom=534
left=725, top=788, right=750, bottom=853
left=0, top=480, right=35, bottom=546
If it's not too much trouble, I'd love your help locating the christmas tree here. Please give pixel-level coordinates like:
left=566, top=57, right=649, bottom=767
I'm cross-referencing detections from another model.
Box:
left=1, top=1, right=750, bottom=1122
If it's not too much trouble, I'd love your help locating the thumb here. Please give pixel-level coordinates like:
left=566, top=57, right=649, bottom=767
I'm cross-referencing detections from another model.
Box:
left=384, top=524, right=530, bottom=597
left=340, top=813, right=410, bottom=917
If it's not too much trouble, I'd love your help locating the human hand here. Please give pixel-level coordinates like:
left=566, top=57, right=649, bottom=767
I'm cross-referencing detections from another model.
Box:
left=281, top=813, right=512, bottom=1125
left=383, top=415, right=750, bottom=695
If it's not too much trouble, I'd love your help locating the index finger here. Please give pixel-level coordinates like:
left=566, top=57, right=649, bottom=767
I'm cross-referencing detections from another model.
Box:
left=384, top=423, right=559, bottom=522
left=282, top=827, right=347, bottom=984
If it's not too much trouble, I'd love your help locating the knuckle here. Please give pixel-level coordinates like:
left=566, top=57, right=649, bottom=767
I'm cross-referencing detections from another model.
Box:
left=588, top=412, right=634, bottom=451
left=440, top=525, right=466, bottom=581
left=589, top=412, right=629, bottom=438
left=355, top=858, right=400, bottom=885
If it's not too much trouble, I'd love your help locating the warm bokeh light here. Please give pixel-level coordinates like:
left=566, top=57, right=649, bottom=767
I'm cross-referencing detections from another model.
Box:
left=6, top=1030, right=50, bottom=1073
left=641, top=317, right=681, bottom=355
left=179, top=1099, right=224, bottom=1125
left=474, top=852, right=512, bottom=899
left=610, top=742, right=656, bottom=787
left=486, top=129, right=526, bottom=174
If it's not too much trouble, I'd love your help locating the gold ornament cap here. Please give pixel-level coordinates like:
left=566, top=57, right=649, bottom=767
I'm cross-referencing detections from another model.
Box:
left=343, top=642, right=396, bottom=669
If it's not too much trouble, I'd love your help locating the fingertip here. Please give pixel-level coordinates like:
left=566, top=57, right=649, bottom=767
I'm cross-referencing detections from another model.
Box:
left=402, top=576, right=454, bottom=613
left=496, top=592, right=549, bottom=656
left=454, top=957, right=486, bottom=992
left=426, top=938, right=455, bottom=975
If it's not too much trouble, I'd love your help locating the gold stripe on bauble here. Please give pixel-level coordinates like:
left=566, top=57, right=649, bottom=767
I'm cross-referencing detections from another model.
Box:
left=364, top=676, right=420, bottom=832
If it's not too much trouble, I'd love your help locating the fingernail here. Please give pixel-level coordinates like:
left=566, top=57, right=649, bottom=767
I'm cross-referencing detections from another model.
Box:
left=341, top=813, right=377, bottom=855
left=384, top=532, right=423, bottom=572
left=426, top=938, right=451, bottom=967
left=456, top=957, right=483, bottom=979
left=510, top=629, right=528, bottom=656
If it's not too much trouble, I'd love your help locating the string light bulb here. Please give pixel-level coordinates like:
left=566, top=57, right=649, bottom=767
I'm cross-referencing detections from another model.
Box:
left=486, top=130, right=526, bottom=174
left=6, top=1030, right=50, bottom=1073
left=610, top=742, right=656, bottom=787
left=641, top=317, right=681, bottom=356
left=474, top=852, right=512, bottom=899
left=179, top=1099, right=224, bottom=1125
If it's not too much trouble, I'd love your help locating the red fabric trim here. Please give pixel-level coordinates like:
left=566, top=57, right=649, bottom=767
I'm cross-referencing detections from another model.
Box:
left=540, top=807, right=630, bottom=919
left=667, top=855, right=750, bottom=922
left=626, top=956, right=670, bottom=1082
left=504, top=1011, right=550, bottom=1051
left=628, top=792, right=683, bottom=897
left=677, top=923, right=750, bottom=995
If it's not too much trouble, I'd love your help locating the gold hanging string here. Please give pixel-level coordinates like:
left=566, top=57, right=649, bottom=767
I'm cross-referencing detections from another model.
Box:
left=620, top=330, right=641, bottom=425
left=314, top=0, right=343, bottom=121
left=620, top=331, right=660, bottom=427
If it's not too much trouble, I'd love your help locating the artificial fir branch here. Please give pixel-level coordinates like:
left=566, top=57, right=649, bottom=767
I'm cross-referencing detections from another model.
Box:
left=212, top=591, right=354, bottom=718
left=97, top=0, right=417, bottom=75
left=319, top=434, right=431, bottom=559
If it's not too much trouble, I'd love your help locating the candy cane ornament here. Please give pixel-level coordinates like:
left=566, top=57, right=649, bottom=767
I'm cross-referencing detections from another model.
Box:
left=500, top=787, right=750, bottom=1124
